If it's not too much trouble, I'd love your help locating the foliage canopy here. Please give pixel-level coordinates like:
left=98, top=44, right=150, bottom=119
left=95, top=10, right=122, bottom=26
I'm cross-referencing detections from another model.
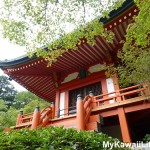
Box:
left=117, top=0, right=150, bottom=86
left=0, top=127, right=130, bottom=150
left=0, top=87, right=49, bottom=131
left=13, top=91, right=46, bottom=109
left=0, top=75, right=17, bottom=107
left=0, top=0, right=125, bottom=62
left=0, top=106, right=17, bottom=132
left=0, top=0, right=150, bottom=85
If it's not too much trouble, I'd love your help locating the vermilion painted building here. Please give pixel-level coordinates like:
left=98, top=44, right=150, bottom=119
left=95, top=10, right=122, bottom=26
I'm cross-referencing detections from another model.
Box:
left=0, top=0, right=150, bottom=143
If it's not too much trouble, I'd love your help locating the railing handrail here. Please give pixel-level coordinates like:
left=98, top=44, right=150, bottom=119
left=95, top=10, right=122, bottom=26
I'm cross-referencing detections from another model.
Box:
left=119, top=84, right=143, bottom=92
left=22, top=116, right=33, bottom=120
left=119, top=88, right=145, bottom=96
left=40, top=107, right=52, bottom=123
left=93, top=95, right=117, bottom=103
left=84, top=96, right=93, bottom=124
left=83, top=95, right=91, bottom=104
left=94, top=91, right=116, bottom=99
left=22, top=112, right=33, bottom=117
left=92, top=84, right=147, bottom=106
left=84, top=96, right=92, bottom=110
left=40, top=106, right=51, bottom=114
left=94, top=84, right=145, bottom=100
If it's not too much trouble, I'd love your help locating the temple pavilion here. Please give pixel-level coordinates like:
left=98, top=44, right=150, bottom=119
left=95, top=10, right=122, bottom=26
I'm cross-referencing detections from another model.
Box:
left=0, top=0, right=150, bottom=143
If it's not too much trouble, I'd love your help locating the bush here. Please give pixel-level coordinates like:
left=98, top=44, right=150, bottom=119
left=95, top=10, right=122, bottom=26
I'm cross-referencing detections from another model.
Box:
left=0, top=127, right=131, bottom=150
left=0, top=107, right=18, bottom=132
left=144, top=134, right=150, bottom=142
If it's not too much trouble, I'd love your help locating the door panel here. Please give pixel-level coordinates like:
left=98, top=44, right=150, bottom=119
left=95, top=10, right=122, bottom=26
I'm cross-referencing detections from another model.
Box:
left=69, top=82, right=102, bottom=113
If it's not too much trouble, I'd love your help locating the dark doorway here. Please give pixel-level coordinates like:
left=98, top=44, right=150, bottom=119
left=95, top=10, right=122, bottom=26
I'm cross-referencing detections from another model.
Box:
left=69, top=82, right=102, bottom=114
left=101, top=115, right=122, bottom=141
left=127, top=109, right=150, bottom=142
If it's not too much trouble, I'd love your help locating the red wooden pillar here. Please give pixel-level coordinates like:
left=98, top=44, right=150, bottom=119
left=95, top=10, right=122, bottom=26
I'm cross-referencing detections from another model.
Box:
left=64, top=90, right=69, bottom=116
left=55, top=90, right=60, bottom=118
left=76, top=94, right=85, bottom=130
left=16, top=110, right=23, bottom=125
left=118, top=107, right=131, bottom=143
left=143, top=83, right=149, bottom=95
left=31, top=106, right=41, bottom=129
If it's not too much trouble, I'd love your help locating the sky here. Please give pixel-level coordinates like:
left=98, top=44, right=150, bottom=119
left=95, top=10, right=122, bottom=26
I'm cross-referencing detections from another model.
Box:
left=0, top=37, right=27, bottom=92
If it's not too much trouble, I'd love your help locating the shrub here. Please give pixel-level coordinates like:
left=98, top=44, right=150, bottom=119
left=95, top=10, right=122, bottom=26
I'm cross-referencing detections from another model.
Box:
left=144, top=134, right=150, bottom=142
left=0, top=127, right=130, bottom=150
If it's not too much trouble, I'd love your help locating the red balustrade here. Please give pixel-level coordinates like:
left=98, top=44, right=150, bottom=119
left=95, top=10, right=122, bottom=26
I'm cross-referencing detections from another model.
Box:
left=92, top=84, right=148, bottom=108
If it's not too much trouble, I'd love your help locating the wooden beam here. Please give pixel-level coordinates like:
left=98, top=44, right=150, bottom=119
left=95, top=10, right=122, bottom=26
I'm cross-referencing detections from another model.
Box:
left=7, top=71, right=51, bottom=77
left=52, top=72, right=60, bottom=88
left=124, top=102, right=150, bottom=113
left=99, top=109, right=118, bottom=117
left=92, top=100, right=150, bottom=118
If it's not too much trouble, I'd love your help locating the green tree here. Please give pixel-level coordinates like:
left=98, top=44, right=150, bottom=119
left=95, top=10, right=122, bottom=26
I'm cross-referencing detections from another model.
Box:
left=13, top=91, right=44, bottom=109
left=117, top=0, right=150, bottom=87
left=0, top=94, right=49, bottom=131
left=0, top=107, right=17, bottom=132
left=23, top=99, right=50, bottom=114
left=0, top=99, right=7, bottom=112
left=0, top=75, right=17, bottom=107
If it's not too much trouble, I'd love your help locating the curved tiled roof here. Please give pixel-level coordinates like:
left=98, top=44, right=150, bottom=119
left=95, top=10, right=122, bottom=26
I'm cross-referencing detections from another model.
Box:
left=0, top=0, right=134, bottom=68
left=0, top=55, right=36, bottom=68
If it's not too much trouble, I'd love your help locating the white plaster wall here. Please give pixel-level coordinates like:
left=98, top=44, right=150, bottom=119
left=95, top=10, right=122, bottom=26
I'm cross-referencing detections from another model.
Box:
left=106, top=78, right=115, bottom=103
left=88, top=63, right=106, bottom=73
left=59, top=92, right=65, bottom=117
left=61, top=72, right=78, bottom=84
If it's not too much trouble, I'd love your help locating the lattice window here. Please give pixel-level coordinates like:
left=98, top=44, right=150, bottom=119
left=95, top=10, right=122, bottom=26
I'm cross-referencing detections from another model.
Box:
left=69, top=82, right=102, bottom=113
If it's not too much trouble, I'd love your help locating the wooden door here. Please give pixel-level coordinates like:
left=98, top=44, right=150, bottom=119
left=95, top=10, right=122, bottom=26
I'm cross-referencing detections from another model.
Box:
left=69, top=82, right=102, bottom=114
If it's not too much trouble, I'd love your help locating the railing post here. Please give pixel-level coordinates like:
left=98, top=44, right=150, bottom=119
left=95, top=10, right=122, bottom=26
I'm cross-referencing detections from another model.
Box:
left=57, top=108, right=60, bottom=118
left=31, top=106, right=41, bottom=129
left=76, top=94, right=85, bottom=130
left=89, top=91, right=97, bottom=108
left=143, top=83, right=150, bottom=96
left=89, top=91, right=93, bottom=96
left=16, top=110, right=23, bottom=125
left=51, top=102, right=55, bottom=119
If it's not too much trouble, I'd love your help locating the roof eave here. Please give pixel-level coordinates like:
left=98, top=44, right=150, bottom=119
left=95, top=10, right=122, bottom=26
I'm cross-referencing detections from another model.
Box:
left=0, top=0, right=134, bottom=68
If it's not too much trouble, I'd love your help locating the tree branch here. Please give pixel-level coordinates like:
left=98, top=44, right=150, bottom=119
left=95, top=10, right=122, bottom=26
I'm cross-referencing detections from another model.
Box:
left=44, top=0, right=49, bottom=27
left=82, top=0, right=86, bottom=25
